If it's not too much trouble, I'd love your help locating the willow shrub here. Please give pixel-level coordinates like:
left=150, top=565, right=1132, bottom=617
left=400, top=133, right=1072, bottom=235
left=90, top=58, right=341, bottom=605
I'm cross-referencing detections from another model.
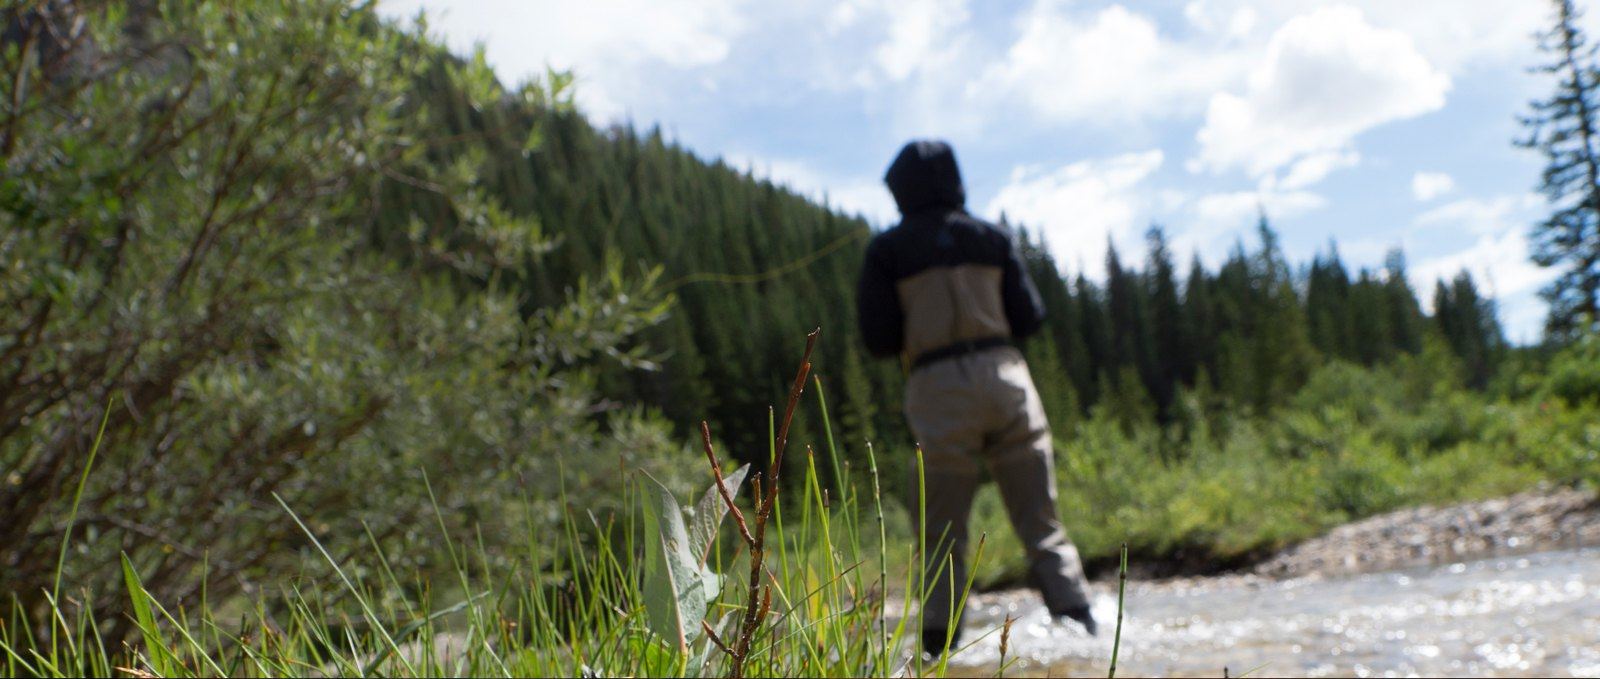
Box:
left=0, top=0, right=674, bottom=643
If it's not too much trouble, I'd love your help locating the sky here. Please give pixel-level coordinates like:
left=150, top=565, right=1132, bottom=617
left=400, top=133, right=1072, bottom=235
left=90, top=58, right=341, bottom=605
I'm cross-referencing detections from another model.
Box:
left=376, top=0, right=1585, bottom=342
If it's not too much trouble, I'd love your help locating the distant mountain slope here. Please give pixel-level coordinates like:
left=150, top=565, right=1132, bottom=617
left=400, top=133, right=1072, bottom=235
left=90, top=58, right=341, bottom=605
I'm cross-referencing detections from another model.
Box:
left=388, top=35, right=1505, bottom=471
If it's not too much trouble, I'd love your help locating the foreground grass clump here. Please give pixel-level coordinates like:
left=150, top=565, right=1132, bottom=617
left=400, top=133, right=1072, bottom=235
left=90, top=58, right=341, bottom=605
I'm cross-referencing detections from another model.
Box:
left=0, top=333, right=1030, bottom=678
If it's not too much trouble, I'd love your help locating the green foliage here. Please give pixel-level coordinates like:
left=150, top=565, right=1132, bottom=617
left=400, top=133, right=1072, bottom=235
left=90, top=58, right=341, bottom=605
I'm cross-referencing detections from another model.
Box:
left=967, top=355, right=1600, bottom=582
left=639, top=472, right=719, bottom=655
left=1540, top=330, right=1600, bottom=405
left=1, top=381, right=959, bottom=679
left=0, top=0, right=678, bottom=639
left=120, top=554, right=176, bottom=678
left=636, top=465, right=751, bottom=655
left=1520, top=0, right=1600, bottom=338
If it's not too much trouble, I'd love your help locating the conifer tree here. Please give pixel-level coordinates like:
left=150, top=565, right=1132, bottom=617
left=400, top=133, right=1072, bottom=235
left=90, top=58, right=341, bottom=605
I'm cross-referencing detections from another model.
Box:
left=1307, top=244, right=1355, bottom=361
left=1434, top=273, right=1505, bottom=389
left=1182, top=255, right=1220, bottom=385
left=1521, top=0, right=1600, bottom=338
left=1145, top=226, right=1186, bottom=416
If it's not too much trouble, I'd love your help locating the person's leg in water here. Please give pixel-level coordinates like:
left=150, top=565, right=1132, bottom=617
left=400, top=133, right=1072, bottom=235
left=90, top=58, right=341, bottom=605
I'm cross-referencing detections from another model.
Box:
left=983, top=352, right=1097, bottom=634
left=904, top=360, right=985, bottom=656
left=917, top=464, right=979, bottom=656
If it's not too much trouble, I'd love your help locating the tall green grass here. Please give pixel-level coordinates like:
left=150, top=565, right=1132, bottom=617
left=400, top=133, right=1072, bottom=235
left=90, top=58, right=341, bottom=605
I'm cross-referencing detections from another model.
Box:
left=3, top=342, right=1090, bottom=678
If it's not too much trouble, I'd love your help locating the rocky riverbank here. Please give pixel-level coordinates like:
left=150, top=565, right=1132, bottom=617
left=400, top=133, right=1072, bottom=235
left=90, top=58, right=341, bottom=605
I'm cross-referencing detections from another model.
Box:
left=949, top=487, right=1600, bottom=675
left=967, top=485, right=1600, bottom=615
left=1251, top=485, right=1600, bottom=580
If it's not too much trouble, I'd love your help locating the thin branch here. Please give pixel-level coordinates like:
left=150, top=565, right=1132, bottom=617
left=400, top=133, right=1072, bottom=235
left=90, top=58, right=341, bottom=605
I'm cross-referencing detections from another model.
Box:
left=702, top=620, right=734, bottom=658
left=700, top=420, right=753, bottom=546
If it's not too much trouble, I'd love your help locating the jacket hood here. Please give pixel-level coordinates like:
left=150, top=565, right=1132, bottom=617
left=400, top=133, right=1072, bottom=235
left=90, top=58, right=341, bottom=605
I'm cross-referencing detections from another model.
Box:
left=884, top=140, right=965, bottom=215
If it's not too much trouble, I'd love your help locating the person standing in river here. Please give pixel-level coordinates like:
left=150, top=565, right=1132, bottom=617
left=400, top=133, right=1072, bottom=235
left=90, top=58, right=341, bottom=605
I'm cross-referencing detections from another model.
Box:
left=856, top=140, right=1097, bottom=656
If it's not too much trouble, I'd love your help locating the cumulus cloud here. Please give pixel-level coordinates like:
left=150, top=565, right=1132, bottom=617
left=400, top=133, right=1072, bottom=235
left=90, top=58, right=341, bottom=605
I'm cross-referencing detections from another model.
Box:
left=1193, top=6, right=1450, bottom=181
left=377, top=0, right=746, bottom=120
left=975, top=2, right=1241, bottom=125
left=1191, top=190, right=1325, bottom=227
left=1411, top=171, right=1456, bottom=201
left=727, top=155, right=899, bottom=226
left=1275, top=150, right=1361, bottom=191
left=1173, top=189, right=1327, bottom=260
left=1414, top=231, right=1550, bottom=341
left=1184, top=1, right=1259, bottom=41
left=1410, top=195, right=1554, bottom=341
left=1192, top=0, right=1548, bottom=76
left=984, top=151, right=1165, bottom=273
left=874, top=0, right=970, bottom=82
left=821, top=0, right=971, bottom=88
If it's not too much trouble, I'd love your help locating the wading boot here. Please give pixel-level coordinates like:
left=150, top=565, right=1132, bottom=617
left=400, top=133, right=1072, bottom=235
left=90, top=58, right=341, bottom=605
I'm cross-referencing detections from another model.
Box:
left=922, top=627, right=961, bottom=657
left=1053, top=605, right=1098, bottom=636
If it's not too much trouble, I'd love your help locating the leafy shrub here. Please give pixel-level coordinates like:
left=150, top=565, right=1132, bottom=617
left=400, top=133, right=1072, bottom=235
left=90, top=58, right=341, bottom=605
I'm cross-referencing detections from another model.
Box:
left=0, top=0, right=675, bottom=637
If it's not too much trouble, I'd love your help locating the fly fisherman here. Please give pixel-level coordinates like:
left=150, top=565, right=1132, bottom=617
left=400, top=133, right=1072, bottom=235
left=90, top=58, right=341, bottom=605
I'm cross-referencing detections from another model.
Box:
left=856, top=140, right=1097, bottom=656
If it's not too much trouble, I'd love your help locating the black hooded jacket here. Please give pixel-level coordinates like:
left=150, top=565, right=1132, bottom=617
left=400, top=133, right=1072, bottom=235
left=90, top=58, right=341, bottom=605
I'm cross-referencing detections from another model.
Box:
left=856, top=140, right=1046, bottom=360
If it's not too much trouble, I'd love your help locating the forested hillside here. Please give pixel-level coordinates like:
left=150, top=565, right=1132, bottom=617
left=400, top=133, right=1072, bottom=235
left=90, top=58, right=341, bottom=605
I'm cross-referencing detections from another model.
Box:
left=401, top=51, right=1507, bottom=466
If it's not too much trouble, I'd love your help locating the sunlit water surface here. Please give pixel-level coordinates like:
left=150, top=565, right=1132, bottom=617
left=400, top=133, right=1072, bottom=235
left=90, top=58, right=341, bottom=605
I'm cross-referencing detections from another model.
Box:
left=947, top=546, right=1600, bottom=677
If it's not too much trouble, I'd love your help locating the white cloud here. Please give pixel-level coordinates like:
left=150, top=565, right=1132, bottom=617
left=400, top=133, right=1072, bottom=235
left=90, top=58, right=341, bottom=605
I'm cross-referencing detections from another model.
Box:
left=984, top=151, right=1165, bottom=273
left=975, top=3, right=1241, bottom=125
left=1414, top=230, right=1550, bottom=342
left=727, top=155, right=898, bottom=226
left=821, top=0, right=970, bottom=87
left=377, top=0, right=746, bottom=120
left=1411, top=171, right=1456, bottom=202
left=1185, top=1, right=1259, bottom=40
left=1195, top=1, right=1547, bottom=76
left=1410, top=194, right=1555, bottom=341
left=1413, top=194, right=1541, bottom=235
left=1191, top=189, right=1326, bottom=226
left=1275, top=150, right=1361, bottom=191
left=1193, top=6, right=1450, bottom=180
left=1173, top=188, right=1327, bottom=261
left=876, top=0, right=970, bottom=82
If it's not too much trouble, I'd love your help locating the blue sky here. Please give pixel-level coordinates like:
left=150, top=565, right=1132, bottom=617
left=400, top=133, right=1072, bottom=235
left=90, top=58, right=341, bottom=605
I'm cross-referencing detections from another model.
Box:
left=378, top=0, right=1584, bottom=341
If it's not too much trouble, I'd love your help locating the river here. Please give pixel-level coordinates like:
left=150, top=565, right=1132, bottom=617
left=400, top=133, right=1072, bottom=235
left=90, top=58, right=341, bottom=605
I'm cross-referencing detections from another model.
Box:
left=949, top=546, right=1600, bottom=676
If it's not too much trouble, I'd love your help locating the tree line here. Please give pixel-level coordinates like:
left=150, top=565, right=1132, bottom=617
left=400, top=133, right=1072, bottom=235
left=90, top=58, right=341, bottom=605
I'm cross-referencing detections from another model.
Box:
left=459, top=109, right=1509, bottom=464
left=1013, top=220, right=1504, bottom=436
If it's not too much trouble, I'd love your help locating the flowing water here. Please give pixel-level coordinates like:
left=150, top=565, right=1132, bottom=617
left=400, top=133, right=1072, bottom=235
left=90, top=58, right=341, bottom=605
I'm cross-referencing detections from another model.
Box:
left=948, top=546, right=1600, bottom=677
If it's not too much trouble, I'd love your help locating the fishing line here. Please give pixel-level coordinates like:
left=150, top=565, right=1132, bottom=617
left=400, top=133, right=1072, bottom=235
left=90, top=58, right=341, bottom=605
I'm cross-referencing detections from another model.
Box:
left=662, top=227, right=869, bottom=291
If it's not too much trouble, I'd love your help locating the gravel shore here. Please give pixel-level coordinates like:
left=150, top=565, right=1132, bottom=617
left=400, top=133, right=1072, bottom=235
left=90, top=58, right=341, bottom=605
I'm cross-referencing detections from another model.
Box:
left=1251, top=485, right=1600, bottom=579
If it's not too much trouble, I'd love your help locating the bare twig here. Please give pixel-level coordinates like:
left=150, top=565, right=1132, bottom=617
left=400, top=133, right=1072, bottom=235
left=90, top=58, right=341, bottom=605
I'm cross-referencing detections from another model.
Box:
left=702, top=620, right=732, bottom=656
left=703, top=328, right=820, bottom=679
left=701, top=421, right=753, bottom=545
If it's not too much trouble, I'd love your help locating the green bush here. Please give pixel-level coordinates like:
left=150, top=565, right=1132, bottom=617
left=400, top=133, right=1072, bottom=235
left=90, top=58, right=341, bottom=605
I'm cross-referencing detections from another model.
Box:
left=1541, top=333, right=1600, bottom=406
left=0, top=0, right=676, bottom=637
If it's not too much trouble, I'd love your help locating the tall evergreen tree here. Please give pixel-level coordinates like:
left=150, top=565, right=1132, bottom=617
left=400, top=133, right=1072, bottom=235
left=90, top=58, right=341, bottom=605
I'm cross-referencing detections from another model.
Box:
left=1521, top=0, right=1600, bottom=338
left=1105, top=243, right=1158, bottom=412
left=1076, top=272, right=1114, bottom=410
left=1182, top=255, right=1220, bottom=385
left=1434, top=273, right=1505, bottom=389
left=1382, top=249, right=1427, bottom=355
left=1307, top=244, right=1355, bottom=361
left=1145, top=226, right=1186, bottom=418
left=1248, top=217, right=1317, bottom=409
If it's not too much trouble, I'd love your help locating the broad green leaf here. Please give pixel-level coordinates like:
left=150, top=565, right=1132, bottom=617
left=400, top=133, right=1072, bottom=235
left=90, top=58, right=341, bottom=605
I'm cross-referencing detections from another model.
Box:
left=689, top=463, right=750, bottom=564
left=639, top=472, right=719, bottom=656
